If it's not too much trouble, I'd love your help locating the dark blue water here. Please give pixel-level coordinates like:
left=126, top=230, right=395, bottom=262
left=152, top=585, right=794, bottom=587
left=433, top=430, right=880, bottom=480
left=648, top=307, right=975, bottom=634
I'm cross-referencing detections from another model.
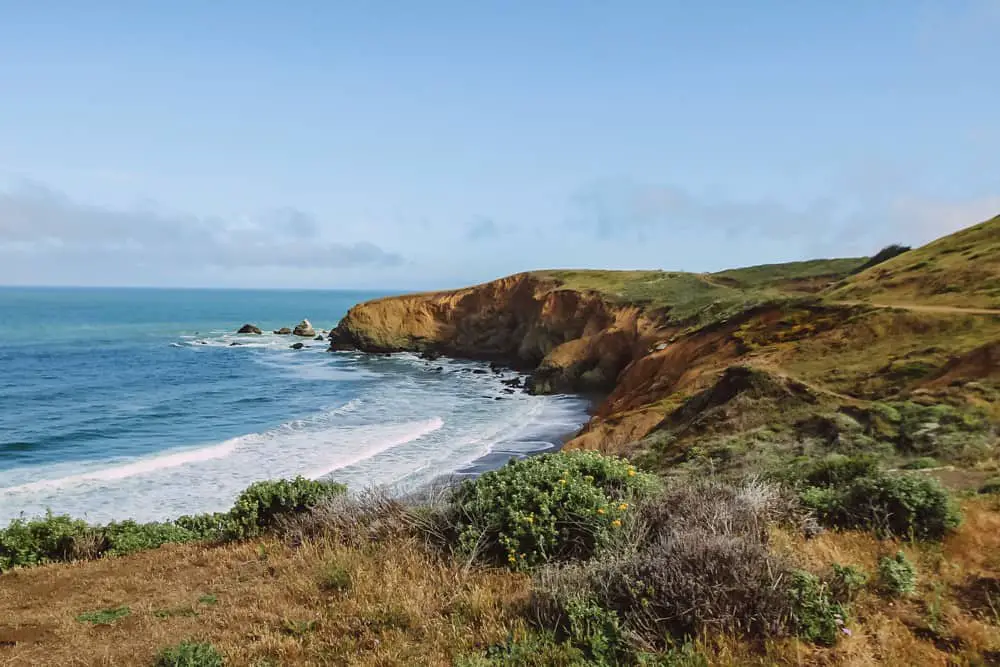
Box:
left=0, top=287, right=588, bottom=523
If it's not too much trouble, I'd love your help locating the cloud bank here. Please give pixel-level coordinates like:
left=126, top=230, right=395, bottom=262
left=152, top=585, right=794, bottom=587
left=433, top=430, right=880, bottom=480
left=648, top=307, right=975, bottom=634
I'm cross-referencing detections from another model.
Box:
left=0, top=184, right=402, bottom=285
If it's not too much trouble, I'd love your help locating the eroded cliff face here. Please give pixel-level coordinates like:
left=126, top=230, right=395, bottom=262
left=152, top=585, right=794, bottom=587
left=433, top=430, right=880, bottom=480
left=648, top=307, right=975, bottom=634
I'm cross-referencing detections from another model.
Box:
left=329, top=273, right=1000, bottom=457
left=330, top=273, right=664, bottom=394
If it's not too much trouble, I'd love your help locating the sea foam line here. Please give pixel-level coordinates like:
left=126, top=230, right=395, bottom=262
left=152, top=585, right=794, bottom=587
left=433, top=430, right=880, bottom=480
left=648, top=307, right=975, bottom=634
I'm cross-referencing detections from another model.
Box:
left=0, top=438, right=240, bottom=495
left=306, top=417, right=445, bottom=479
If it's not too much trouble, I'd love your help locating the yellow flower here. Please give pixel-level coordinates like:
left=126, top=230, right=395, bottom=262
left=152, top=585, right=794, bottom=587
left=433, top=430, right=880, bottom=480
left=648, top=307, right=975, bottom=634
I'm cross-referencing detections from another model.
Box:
left=627, top=468, right=636, bottom=477
left=525, top=516, right=533, bottom=523
left=508, top=554, right=517, bottom=563
left=611, top=519, right=622, bottom=528
left=559, top=479, right=568, bottom=485
left=596, top=508, right=605, bottom=515
left=618, top=503, right=629, bottom=511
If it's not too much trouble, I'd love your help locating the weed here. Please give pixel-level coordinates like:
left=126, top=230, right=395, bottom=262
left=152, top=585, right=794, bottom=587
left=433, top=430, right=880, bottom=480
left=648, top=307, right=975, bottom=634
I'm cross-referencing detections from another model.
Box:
left=75, top=605, right=131, bottom=625
left=830, top=563, right=869, bottom=602
left=788, top=571, right=847, bottom=646
left=878, top=552, right=918, bottom=597
left=154, top=641, right=224, bottom=667
left=198, top=594, right=218, bottom=606
left=318, top=562, right=352, bottom=593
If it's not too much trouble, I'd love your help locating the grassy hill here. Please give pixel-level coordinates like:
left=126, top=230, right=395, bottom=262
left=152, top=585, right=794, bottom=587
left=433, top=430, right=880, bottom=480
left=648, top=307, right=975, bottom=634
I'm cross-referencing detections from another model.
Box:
left=826, top=214, right=1000, bottom=309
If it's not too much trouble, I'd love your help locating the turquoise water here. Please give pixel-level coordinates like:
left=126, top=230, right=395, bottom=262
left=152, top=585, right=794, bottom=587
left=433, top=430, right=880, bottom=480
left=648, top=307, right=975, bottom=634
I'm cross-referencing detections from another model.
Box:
left=0, top=287, right=589, bottom=524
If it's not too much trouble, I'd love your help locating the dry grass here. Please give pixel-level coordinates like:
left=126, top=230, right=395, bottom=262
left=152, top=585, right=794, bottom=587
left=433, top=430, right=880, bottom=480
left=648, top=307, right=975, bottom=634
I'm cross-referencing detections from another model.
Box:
left=0, top=535, right=530, bottom=666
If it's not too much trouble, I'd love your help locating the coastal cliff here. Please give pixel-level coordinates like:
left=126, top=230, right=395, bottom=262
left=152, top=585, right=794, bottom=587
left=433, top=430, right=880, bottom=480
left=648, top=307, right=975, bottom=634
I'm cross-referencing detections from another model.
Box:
left=330, top=273, right=663, bottom=395
left=331, top=219, right=1000, bottom=460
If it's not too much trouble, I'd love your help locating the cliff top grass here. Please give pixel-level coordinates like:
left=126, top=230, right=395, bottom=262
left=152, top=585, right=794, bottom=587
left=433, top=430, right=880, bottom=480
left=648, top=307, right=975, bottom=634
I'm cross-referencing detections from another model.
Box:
left=825, top=214, right=1000, bottom=309
left=536, top=257, right=866, bottom=326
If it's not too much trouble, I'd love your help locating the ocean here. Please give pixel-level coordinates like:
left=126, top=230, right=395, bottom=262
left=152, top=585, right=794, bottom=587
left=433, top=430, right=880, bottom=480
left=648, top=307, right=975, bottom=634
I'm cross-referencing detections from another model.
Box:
left=0, top=287, right=590, bottom=525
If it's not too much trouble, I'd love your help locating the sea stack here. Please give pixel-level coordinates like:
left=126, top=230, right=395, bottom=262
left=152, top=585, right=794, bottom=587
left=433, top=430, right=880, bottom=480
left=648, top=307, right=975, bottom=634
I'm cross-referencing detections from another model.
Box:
left=237, top=323, right=262, bottom=335
left=293, top=319, right=316, bottom=337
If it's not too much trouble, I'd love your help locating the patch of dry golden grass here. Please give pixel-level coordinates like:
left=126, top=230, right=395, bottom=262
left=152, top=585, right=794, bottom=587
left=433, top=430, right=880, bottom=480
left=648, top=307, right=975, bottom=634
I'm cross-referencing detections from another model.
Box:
left=0, top=536, right=530, bottom=666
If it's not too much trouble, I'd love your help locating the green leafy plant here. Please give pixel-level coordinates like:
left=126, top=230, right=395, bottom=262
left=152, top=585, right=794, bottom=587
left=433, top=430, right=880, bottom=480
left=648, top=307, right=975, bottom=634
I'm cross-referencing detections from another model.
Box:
left=829, top=563, right=869, bottom=602
left=788, top=571, right=847, bottom=646
left=103, top=520, right=200, bottom=556
left=75, top=605, right=131, bottom=625
left=226, top=477, right=346, bottom=539
left=793, top=457, right=961, bottom=540
left=0, top=512, right=93, bottom=570
left=563, top=595, right=624, bottom=663
left=318, top=562, right=352, bottom=593
left=878, top=552, right=917, bottom=597
left=0, top=477, right=349, bottom=573
left=448, top=451, right=658, bottom=569
left=154, top=640, right=225, bottom=667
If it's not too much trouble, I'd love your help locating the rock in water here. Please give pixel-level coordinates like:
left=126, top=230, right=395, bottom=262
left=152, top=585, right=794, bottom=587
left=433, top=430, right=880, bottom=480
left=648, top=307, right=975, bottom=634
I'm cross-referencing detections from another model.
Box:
left=315, top=335, right=325, bottom=341
left=293, top=319, right=316, bottom=337
left=237, top=323, right=262, bottom=335
left=290, top=342, right=305, bottom=350
left=274, top=327, right=292, bottom=335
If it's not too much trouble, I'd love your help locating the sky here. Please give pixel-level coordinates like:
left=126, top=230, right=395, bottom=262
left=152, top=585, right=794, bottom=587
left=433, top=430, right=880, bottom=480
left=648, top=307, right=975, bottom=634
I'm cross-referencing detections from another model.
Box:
left=0, top=1, right=998, bottom=289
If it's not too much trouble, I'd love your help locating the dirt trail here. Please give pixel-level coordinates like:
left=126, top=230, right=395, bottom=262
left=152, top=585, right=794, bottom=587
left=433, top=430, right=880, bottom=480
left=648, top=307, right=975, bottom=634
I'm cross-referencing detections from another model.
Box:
left=834, top=301, right=1000, bottom=316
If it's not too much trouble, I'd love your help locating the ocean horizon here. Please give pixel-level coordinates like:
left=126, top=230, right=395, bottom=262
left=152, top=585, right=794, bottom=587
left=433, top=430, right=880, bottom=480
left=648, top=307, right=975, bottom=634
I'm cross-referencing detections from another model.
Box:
left=0, top=286, right=589, bottom=524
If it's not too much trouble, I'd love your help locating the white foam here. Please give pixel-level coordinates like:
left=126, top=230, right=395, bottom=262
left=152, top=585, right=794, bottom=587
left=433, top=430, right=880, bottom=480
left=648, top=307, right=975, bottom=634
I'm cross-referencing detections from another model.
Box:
left=307, top=417, right=444, bottom=478
left=0, top=438, right=239, bottom=495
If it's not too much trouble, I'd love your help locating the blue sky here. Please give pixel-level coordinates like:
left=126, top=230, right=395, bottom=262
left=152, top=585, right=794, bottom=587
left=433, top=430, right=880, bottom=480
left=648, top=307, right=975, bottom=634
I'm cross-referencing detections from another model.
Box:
left=0, top=1, right=998, bottom=289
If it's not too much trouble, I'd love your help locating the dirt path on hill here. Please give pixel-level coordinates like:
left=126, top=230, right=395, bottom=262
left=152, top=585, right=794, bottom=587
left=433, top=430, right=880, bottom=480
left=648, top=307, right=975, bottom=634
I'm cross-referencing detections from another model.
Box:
left=833, top=301, right=1000, bottom=316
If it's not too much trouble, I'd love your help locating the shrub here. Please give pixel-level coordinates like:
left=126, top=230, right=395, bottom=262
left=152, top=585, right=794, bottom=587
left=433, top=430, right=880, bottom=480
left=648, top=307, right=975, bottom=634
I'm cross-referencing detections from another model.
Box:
left=829, top=563, right=869, bottom=602
left=0, top=477, right=350, bottom=573
left=563, top=595, right=624, bottom=663
left=788, top=570, right=847, bottom=646
left=448, top=451, right=658, bottom=569
left=852, top=244, right=911, bottom=274
left=533, top=480, right=796, bottom=647
left=878, top=552, right=917, bottom=597
left=174, top=512, right=233, bottom=541
left=154, top=641, right=225, bottom=667
left=0, top=512, right=93, bottom=570
left=103, top=520, right=200, bottom=556
left=794, top=459, right=961, bottom=541
left=840, top=473, right=960, bottom=540
left=226, top=477, right=347, bottom=539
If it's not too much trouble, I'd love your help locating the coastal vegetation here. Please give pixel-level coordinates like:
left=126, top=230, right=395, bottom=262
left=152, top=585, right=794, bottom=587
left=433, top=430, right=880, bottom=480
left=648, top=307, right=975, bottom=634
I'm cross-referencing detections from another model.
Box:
left=1, top=215, right=998, bottom=664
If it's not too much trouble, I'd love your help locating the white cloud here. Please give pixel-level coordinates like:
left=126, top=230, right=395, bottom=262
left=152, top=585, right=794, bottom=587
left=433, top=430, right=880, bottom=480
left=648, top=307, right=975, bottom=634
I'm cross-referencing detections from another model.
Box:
left=0, top=183, right=403, bottom=284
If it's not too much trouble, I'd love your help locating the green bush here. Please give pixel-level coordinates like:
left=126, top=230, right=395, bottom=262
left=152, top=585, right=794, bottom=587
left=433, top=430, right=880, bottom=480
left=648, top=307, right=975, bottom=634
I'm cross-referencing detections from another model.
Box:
left=829, top=563, right=869, bottom=602
left=0, top=477, right=348, bottom=573
left=448, top=451, right=658, bottom=569
left=788, top=570, right=847, bottom=647
left=793, top=457, right=961, bottom=541
left=226, top=477, right=347, bottom=539
left=103, top=520, right=200, bottom=556
left=840, top=473, right=960, bottom=540
left=878, top=552, right=917, bottom=597
left=0, top=512, right=92, bottom=570
left=563, top=595, right=624, bottom=663
left=154, top=640, right=225, bottom=667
